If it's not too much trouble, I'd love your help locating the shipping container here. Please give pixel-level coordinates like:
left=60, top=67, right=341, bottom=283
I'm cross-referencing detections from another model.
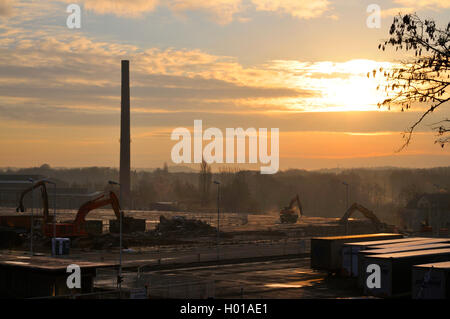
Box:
left=341, top=237, right=426, bottom=276
left=362, top=248, right=450, bottom=297
left=357, top=243, right=450, bottom=287
left=370, top=238, right=450, bottom=250
left=412, top=261, right=450, bottom=299
left=310, top=233, right=403, bottom=271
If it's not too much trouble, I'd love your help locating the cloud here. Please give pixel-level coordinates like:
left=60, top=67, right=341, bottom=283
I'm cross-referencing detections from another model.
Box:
left=0, top=4, right=393, bottom=130
left=394, top=0, right=450, bottom=9
left=251, top=0, right=331, bottom=19
left=0, top=0, right=13, bottom=16
left=168, top=0, right=242, bottom=25
left=65, top=0, right=159, bottom=18
left=56, top=0, right=331, bottom=23
left=0, top=20, right=398, bottom=125
left=381, top=7, right=415, bottom=18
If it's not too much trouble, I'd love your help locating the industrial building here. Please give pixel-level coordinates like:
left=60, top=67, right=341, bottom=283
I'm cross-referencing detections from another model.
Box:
left=0, top=174, right=100, bottom=209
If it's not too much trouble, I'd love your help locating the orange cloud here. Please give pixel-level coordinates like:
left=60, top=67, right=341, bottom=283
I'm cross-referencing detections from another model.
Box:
left=381, top=7, right=415, bottom=17
left=252, top=0, right=331, bottom=19
left=66, top=0, right=159, bottom=18
left=56, top=0, right=331, bottom=23
left=0, top=0, right=13, bottom=16
left=394, top=0, right=450, bottom=9
left=168, top=0, right=242, bottom=24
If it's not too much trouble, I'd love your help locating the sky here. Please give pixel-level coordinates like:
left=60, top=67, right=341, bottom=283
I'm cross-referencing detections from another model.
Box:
left=0, top=0, right=449, bottom=171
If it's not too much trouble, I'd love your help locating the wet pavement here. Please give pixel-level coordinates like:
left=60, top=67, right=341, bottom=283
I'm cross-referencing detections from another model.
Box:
left=144, top=258, right=364, bottom=299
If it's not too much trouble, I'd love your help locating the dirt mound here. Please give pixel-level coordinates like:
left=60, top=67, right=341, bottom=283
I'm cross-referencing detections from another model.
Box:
left=155, top=215, right=217, bottom=237
left=0, top=227, right=26, bottom=249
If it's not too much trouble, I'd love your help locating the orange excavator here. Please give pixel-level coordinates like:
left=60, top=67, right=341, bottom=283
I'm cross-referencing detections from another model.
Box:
left=17, top=181, right=125, bottom=237
left=339, top=202, right=389, bottom=232
left=56, top=191, right=125, bottom=237
left=280, top=194, right=303, bottom=224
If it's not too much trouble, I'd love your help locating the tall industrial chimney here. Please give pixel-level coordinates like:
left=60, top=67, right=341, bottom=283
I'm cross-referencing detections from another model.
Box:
left=120, top=60, right=131, bottom=208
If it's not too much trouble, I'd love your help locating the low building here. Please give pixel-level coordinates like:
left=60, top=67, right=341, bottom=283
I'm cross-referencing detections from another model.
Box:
left=400, top=193, right=450, bottom=234
left=0, top=174, right=99, bottom=210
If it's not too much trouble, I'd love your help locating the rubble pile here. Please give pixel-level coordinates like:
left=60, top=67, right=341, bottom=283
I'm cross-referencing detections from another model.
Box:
left=155, top=215, right=217, bottom=237
left=0, top=226, right=25, bottom=249
left=71, top=232, right=191, bottom=250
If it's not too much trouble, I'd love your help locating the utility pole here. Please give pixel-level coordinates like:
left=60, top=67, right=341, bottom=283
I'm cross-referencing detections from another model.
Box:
left=109, top=180, right=123, bottom=297
left=213, top=181, right=220, bottom=261
left=28, top=178, right=34, bottom=256
left=43, top=179, right=57, bottom=255
left=342, top=181, right=349, bottom=235
left=43, top=180, right=57, bottom=236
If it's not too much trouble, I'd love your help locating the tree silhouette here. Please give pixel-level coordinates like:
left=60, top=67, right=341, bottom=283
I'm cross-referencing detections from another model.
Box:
left=373, top=13, right=449, bottom=149
left=198, top=159, right=212, bottom=206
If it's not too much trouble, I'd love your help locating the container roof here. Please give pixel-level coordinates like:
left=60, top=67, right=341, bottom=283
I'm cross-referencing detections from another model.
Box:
left=371, top=238, right=450, bottom=249
left=360, top=243, right=450, bottom=255
left=343, top=237, right=427, bottom=246
left=0, top=253, right=118, bottom=272
left=413, top=261, right=450, bottom=269
left=313, top=233, right=400, bottom=241
left=367, top=248, right=450, bottom=259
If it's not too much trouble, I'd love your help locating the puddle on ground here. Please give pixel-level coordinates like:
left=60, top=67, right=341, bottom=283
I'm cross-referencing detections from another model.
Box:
left=265, top=278, right=323, bottom=289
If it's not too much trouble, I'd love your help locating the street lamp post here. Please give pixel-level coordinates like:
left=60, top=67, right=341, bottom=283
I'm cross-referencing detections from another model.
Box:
left=342, top=182, right=349, bottom=235
left=43, top=179, right=57, bottom=242
left=213, top=181, right=220, bottom=261
left=28, top=178, right=34, bottom=256
left=108, top=180, right=122, bottom=296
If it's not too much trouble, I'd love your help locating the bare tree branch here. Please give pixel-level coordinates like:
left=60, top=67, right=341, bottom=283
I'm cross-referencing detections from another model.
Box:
left=373, top=14, right=450, bottom=150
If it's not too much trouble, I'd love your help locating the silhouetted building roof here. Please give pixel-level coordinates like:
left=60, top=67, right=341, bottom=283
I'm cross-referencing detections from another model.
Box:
left=406, top=193, right=450, bottom=210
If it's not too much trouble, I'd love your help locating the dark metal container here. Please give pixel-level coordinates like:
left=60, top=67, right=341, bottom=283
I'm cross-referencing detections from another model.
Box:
left=341, top=237, right=430, bottom=276
left=362, top=248, right=450, bottom=297
left=310, top=233, right=403, bottom=271
left=358, top=243, right=450, bottom=287
left=412, top=261, right=450, bottom=299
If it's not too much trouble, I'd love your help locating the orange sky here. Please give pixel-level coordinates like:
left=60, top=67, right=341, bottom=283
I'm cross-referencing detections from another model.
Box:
left=0, top=0, right=448, bottom=170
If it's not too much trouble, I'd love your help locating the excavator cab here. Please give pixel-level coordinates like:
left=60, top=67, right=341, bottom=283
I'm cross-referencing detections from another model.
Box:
left=280, top=194, right=303, bottom=224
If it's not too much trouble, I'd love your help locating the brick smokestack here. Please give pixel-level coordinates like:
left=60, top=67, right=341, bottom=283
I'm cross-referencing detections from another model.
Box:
left=120, top=60, right=131, bottom=208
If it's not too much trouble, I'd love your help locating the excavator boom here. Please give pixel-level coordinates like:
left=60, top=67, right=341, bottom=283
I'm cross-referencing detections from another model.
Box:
left=16, top=180, right=50, bottom=222
left=73, top=191, right=122, bottom=225
left=17, top=183, right=124, bottom=237
left=290, top=194, right=303, bottom=217
left=42, top=191, right=123, bottom=237
left=339, top=203, right=383, bottom=230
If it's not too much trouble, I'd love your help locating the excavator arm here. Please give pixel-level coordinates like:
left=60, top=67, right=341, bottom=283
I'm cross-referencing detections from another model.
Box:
left=16, top=180, right=50, bottom=222
left=73, top=191, right=123, bottom=225
left=339, top=203, right=383, bottom=230
left=288, top=194, right=303, bottom=217
left=280, top=194, right=303, bottom=223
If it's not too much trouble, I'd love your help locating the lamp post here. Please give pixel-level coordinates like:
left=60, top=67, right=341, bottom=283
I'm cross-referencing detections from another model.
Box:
left=27, top=178, right=34, bottom=256
left=41, top=179, right=57, bottom=256
left=213, top=181, right=220, bottom=261
left=108, top=180, right=122, bottom=296
left=43, top=179, right=57, bottom=241
left=342, top=182, right=349, bottom=235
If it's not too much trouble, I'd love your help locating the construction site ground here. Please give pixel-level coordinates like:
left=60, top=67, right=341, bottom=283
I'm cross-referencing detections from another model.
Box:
left=0, top=207, right=390, bottom=299
left=0, top=207, right=380, bottom=250
left=96, top=257, right=365, bottom=299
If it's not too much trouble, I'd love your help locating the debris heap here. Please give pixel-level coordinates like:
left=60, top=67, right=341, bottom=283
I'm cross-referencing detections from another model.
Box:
left=156, top=215, right=216, bottom=236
